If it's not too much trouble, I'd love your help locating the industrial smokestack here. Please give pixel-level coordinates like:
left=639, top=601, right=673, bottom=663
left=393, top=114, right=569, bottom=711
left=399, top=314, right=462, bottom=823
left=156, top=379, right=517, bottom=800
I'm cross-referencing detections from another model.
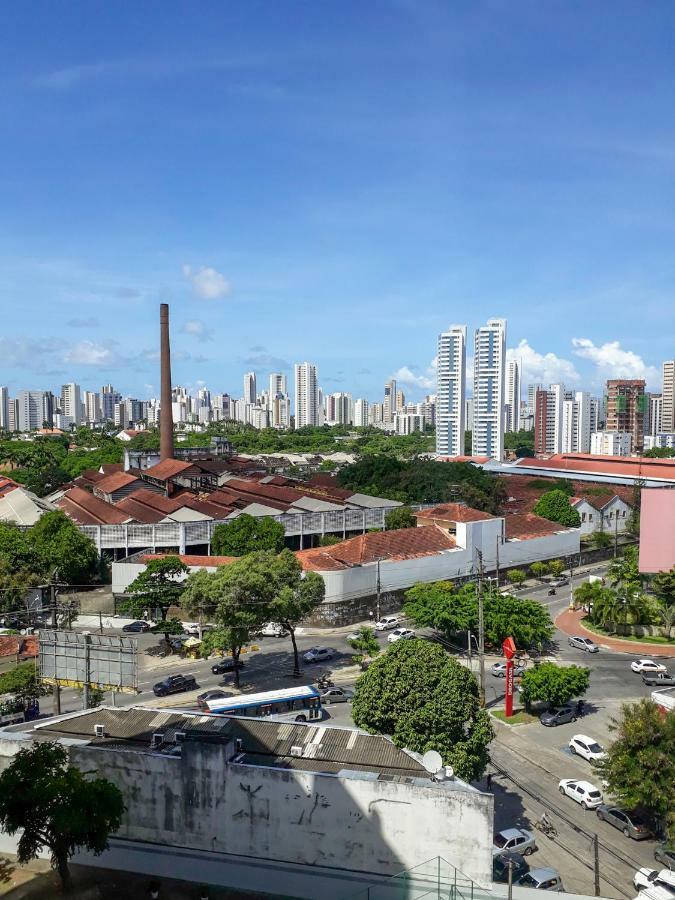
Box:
left=159, top=303, right=174, bottom=461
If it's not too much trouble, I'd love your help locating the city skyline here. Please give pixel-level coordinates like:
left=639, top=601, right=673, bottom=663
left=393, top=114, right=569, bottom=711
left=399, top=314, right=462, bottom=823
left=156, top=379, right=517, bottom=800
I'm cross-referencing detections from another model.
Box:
left=2, top=3, right=674, bottom=398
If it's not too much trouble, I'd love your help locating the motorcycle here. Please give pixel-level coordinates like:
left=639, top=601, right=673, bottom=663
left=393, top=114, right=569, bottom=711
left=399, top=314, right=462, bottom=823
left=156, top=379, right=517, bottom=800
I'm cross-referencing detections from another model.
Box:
left=547, top=588, right=556, bottom=596
left=534, top=817, right=558, bottom=838
left=317, top=670, right=334, bottom=689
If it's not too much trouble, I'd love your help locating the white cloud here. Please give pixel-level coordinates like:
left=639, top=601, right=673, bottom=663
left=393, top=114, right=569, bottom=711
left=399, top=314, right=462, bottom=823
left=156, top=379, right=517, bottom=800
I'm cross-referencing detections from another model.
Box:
left=392, top=365, right=435, bottom=390
left=62, top=341, right=119, bottom=367
left=181, top=319, right=213, bottom=340
left=182, top=264, right=231, bottom=300
left=507, top=339, right=580, bottom=386
left=0, top=337, right=53, bottom=368
left=571, top=338, right=659, bottom=386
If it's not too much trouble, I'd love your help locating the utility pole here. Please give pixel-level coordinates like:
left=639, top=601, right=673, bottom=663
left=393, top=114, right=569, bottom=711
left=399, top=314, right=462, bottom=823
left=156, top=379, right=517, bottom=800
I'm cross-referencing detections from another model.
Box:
left=49, top=584, right=61, bottom=716
left=376, top=559, right=381, bottom=623
left=467, top=630, right=472, bottom=669
left=613, top=516, right=618, bottom=558
left=593, top=833, right=600, bottom=896
left=507, top=857, right=514, bottom=900
left=495, top=537, right=500, bottom=588
left=476, top=550, right=486, bottom=708
left=568, top=555, right=575, bottom=611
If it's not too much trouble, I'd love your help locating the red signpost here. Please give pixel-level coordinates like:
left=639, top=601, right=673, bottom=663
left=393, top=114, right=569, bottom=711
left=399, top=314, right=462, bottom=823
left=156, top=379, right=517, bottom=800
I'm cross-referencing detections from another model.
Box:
left=502, top=636, right=517, bottom=718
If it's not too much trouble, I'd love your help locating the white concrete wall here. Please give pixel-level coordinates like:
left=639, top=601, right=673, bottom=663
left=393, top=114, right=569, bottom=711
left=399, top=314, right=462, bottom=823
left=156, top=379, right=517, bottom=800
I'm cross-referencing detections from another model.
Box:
left=61, top=740, right=493, bottom=888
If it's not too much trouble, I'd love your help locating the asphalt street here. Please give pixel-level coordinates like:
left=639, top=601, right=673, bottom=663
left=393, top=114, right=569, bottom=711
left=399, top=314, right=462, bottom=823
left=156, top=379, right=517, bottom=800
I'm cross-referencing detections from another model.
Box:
left=42, top=560, right=673, bottom=899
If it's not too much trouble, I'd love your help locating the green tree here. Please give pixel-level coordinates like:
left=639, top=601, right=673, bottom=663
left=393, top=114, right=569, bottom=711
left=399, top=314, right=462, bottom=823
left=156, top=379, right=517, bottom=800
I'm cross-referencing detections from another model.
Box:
left=0, top=742, right=124, bottom=889
left=211, top=514, right=285, bottom=556
left=150, top=616, right=186, bottom=651
left=591, top=530, right=612, bottom=549
left=351, top=640, right=493, bottom=781
left=506, top=569, right=526, bottom=587
left=121, top=556, right=189, bottom=637
left=529, top=561, right=549, bottom=579
left=404, top=581, right=474, bottom=636
left=548, top=559, right=565, bottom=578
left=0, top=662, right=49, bottom=705
left=266, top=550, right=325, bottom=676
left=28, top=511, right=101, bottom=585
left=652, top=568, right=675, bottom=608
left=607, top=546, right=641, bottom=595
left=519, top=662, right=590, bottom=712
left=532, top=490, right=581, bottom=527
left=348, top=626, right=381, bottom=665
left=318, top=534, right=342, bottom=546
left=599, top=700, right=674, bottom=841
left=657, top=604, right=675, bottom=640
left=384, top=506, right=417, bottom=530
left=573, top=580, right=612, bottom=613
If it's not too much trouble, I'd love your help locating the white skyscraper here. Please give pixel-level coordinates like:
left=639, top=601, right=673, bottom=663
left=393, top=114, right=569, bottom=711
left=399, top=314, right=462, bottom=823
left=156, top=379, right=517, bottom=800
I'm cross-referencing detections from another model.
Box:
left=0, top=387, right=9, bottom=432
left=326, top=392, right=353, bottom=425
left=504, top=360, right=521, bottom=433
left=562, top=391, right=592, bottom=453
left=435, top=325, right=467, bottom=457
left=269, top=373, right=287, bottom=397
left=294, top=362, right=319, bottom=427
left=662, top=360, right=675, bottom=433
left=243, top=372, right=257, bottom=405
left=354, top=399, right=369, bottom=427
left=60, top=383, right=82, bottom=426
left=84, top=391, right=101, bottom=424
left=472, top=319, right=506, bottom=460
left=17, top=390, right=47, bottom=432
left=534, top=383, right=566, bottom=454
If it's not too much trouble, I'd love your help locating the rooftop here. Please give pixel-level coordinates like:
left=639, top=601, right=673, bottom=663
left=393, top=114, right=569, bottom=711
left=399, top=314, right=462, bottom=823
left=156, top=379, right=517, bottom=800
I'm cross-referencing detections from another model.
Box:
left=514, top=453, right=675, bottom=483
left=0, top=475, right=20, bottom=499
left=504, top=512, right=564, bottom=540
left=416, top=503, right=497, bottom=523
left=57, top=486, right=131, bottom=526
left=95, top=471, right=142, bottom=494
left=143, top=458, right=194, bottom=481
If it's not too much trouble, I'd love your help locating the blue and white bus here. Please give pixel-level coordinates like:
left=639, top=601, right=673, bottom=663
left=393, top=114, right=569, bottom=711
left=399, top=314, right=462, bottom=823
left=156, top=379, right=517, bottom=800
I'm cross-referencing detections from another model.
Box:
left=204, top=685, right=324, bottom=722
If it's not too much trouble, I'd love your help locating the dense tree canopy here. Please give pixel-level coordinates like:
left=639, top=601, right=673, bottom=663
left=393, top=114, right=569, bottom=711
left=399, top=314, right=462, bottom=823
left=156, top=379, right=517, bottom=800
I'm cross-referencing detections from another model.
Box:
left=352, top=640, right=493, bottom=781
left=337, top=455, right=507, bottom=511
left=121, top=556, right=189, bottom=626
left=532, top=490, right=581, bottom=527
left=519, top=662, right=590, bottom=711
left=403, top=581, right=554, bottom=649
left=599, top=700, right=675, bottom=841
left=0, top=741, right=124, bottom=888
left=384, top=506, right=417, bottom=530
left=211, top=514, right=285, bottom=556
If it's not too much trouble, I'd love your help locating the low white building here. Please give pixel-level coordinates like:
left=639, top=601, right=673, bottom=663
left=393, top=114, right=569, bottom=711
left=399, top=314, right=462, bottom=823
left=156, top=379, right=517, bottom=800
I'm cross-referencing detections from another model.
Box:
left=570, top=495, right=632, bottom=537
left=644, top=433, right=675, bottom=450
left=590, top=431, right=632, bottom=456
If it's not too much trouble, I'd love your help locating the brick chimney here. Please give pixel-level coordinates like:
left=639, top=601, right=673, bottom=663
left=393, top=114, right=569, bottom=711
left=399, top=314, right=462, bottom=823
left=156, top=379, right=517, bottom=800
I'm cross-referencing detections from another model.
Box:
left=159, top=303, right=174, bottom=461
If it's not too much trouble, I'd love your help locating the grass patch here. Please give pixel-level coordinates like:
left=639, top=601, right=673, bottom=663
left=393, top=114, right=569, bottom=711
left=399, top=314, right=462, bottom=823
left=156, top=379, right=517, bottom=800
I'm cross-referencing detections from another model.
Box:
left=491, top=709, right=538, bottom=725
left=581, top=618, right=675, bottom=645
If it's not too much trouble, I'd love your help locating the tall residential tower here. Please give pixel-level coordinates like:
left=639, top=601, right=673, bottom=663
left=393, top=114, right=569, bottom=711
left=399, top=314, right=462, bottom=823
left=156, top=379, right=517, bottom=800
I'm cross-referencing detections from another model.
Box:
left=435, top=325, right=467, bottom=457
left=472, top=319, right=506, bottom=460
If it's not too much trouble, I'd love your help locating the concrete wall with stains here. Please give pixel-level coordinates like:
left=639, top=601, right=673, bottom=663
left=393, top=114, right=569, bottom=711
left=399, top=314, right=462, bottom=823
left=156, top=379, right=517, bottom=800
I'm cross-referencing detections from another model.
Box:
left=68, top=740, right=493, bottom=887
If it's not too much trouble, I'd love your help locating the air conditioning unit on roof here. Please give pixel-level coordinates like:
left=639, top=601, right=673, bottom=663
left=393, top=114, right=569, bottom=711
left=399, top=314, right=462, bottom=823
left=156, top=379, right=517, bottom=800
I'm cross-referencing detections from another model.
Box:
left=290, top=745, right=303, bottom=757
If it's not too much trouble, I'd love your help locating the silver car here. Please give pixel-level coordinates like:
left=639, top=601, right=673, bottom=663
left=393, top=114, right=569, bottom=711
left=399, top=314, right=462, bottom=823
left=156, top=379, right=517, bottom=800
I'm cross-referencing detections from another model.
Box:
left=568, top=635, right=599, bottom=653
left=491, top=661, right=526, bottom=678
left=518, top=868, right=564, bottom=891
left=320, top=687, right=354, bottom=704
left=493, top=828, right=537, bottom=857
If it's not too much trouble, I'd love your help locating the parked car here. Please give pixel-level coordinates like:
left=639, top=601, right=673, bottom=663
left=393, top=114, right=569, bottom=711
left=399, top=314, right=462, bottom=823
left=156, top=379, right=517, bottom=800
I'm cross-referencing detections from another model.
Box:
left=654, top=845, right=675, bottom=870
left=491, top=661, right=526, bottom=678
left=558, top=779, right=603, bottom=810
left=631, top=659, right=668, bottom=674
left=493, top=851, right=530, bottom=884
left=303, top=647, right=334, bottom=664
left=493, top=828, right=537, bottom=857
left=518, top=868, right=564, bottom=891
left=375, top=615, right=402, bottom=631
left=569, top=734, right=606, bottom=763
left=122, top=620, right=152, bottom=633
left=211, top=657, right=246, bottom=676
left=596, top=805, right=653, bottom=840
left=152, top=674, right=198, bottom=697
left=197, top=689, right=232, bottom=710
left=320, top=687, right=354, bottom=704
left=642, top=672, right=675, bottom=687
left=568, top=635, right=599, bottom=653
left=260, top=622, right=288, bottom=638
left=540, top=706, right=576, bottom=727
left=548, top=577, right=568, bottom=587
left=634, top=868, right=675, bottom=894
left=181, top=622, right=215, bottom=637
left=387, top=627, right=416, bottom=643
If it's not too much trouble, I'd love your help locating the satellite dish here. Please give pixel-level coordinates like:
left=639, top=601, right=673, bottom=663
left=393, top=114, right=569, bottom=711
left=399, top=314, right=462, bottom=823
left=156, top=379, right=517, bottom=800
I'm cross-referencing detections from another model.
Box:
left=422, top=750, right=443, bottom=775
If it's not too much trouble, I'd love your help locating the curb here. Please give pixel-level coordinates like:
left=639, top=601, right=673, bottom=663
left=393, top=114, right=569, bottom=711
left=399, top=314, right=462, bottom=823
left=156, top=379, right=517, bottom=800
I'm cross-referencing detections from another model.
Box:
left=555, top=609, right=675, bottom=658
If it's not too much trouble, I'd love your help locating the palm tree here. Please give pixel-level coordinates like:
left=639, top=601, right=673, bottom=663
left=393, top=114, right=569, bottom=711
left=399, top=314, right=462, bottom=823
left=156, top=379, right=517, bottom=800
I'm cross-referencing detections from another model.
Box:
left=657, top=604, right=675, bottom=640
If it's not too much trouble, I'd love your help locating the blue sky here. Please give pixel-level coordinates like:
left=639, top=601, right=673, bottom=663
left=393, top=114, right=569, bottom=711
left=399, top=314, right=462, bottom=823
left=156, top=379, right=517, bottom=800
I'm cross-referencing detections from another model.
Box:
left=1, top=1, right=674, bottom=401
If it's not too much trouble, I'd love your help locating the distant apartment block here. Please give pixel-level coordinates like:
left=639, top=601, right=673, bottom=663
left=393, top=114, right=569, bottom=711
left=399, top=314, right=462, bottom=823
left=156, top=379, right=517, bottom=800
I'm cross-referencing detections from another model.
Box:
left=504, top=360, right=520, bottom=433
left=591, top=430, right=633, bottom=456
left=534, top=383, right=565, bottom=455
left=294, top=363, right=319, bottom=427
left=472, top=318, right=506, bottom=460
left=562, top=391, right=592, bottom=453
left=644, top=433, right=675, bottom=450
left=662, top=360, right=675, bottom=433
left=0, top=387, right=8, bottom=431
left=606, top=379, right=646, bottom=452
left=436, top=325, right=467, bottom=457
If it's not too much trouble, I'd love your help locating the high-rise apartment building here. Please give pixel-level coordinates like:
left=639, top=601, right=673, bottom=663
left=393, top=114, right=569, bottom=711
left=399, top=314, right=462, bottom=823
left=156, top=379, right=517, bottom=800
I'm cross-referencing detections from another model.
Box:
left=243, top=373, right=257, bottom=405
left=60, top=383, right=82, bottom=426
left=269, top=373, right=287, bottom=397
left=561, top=391, right=591, bottom=453
left=325, top=392, right=352, bottom=426
left=100, top=384, right=121, bottom=422
left=472, top=319, right=506, bottom=460
left=606, top=379, right=646, bottom=452
left=662, top=361, right=675, bottom=433
left=526, top=383, right=543, bottom=418
left=534, top=384, right=566, bottom=455
left=294, top=363, right=319, bottom=427
left=17, top=390, right=47, bottom=432
left=435, top=325, right=467, bottom=457
left=647, top=394, right=663, bottom=436
left=84, top=391, right=101, bottom=424
left=591, top=431, right=632, bottom=456
left=504, top=360, right=520, bottom=433
left=0, top=387, right=9, bottom=432
left=395, top=390, right=405, bottom=413
left=353, top=399, right=369, bottom=427
left=383, top=379, right=397, bottom=425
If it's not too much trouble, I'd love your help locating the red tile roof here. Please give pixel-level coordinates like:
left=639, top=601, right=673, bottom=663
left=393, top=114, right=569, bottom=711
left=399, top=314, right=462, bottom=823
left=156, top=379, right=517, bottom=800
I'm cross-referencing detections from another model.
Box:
left=0, top=475, right=20, bottom=499
left=296, top=525, right=456, bottom=572
left=143, top=459, right=193, bottom=480
left=501, top=474, right=634, bottom=515
left=436, top=455, right=492, bottom=464
left=415, top=503, right=497, bottom=523
left=515, top=453, right=675, bottom=482
left=504, top=512, right=562, bottom=540
left=76, top=468, right=106, bottom=485
left=100, top=463, right=124, bottom=476
left=95, top=471, right=141, bottom=494
left=57, top=487, right=131, bottom=526
left=141, top=553, right=236, bottom=567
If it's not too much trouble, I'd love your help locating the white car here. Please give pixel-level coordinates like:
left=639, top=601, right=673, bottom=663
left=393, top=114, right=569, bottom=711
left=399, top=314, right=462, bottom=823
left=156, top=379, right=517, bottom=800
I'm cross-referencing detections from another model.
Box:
left=558, top=779, right=603, bottom=810
left=387, top=627, right=416, bottom=644
left=375, top=615, right=402, bottom=631
left=569, top=734, right=607, bottom=763
left=260, top=622, right=287, bottom=637
left=302, top=647, right=334, bottom=664
left=634, top=868, right=675, bottom=896
left=631, top=659, right=668, bottom=674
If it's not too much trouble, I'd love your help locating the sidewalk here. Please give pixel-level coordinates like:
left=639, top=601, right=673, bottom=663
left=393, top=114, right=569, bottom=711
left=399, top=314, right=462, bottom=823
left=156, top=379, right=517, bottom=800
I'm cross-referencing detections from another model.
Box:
left=555, top=607, right=675, bottom=657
